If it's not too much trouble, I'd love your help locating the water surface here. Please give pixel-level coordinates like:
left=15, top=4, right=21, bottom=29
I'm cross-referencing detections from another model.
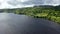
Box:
left=0, top=13, right=60, bottom=34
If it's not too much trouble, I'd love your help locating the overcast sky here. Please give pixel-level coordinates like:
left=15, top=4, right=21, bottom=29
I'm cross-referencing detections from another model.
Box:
left=0, top=0, right=60, bottom=9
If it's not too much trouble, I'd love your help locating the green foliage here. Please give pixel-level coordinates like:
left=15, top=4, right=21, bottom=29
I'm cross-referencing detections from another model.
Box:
left=1, top=5, right=60, bottom=24
left=14, top=6, right=60, bottom=24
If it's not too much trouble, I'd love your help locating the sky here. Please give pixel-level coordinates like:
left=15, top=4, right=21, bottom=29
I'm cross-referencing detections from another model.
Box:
left=0, top=0, right=60, bottom=9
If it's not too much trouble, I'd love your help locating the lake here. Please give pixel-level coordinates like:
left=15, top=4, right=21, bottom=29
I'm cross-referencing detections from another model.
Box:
left=0, top=13, right=60, bottom=34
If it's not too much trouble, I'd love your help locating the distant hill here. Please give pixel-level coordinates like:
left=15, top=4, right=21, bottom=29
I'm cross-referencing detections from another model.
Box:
left=54, top=5, right=60, bottom=11
left=34, top=5, right=54, bottom=7
left=0, top=5, right=60, bottom=13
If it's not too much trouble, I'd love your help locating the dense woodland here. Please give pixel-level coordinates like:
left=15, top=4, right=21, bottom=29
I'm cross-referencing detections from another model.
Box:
left=0, top=5, right=60, bottom=24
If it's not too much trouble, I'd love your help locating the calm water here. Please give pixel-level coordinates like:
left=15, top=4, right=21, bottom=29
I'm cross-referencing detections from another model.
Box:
left=0, top=13, right=60, bottom=34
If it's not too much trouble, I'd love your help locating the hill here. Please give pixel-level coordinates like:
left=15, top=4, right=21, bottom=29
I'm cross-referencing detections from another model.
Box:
left=0, top=5, right=60, bottom=24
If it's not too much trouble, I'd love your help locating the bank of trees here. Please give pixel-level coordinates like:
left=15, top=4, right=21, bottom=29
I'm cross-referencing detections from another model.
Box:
left=14, top=6, right=60, bottom=24
left=1, top=5, right=60, bottom=24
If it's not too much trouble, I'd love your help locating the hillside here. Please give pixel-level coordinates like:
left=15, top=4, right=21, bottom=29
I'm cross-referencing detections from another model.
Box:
left=0, top=5, right=60, bottom=24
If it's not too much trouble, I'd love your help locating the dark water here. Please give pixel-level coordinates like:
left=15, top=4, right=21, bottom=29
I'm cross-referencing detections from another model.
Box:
left=0, top=13, right=60, bottom=34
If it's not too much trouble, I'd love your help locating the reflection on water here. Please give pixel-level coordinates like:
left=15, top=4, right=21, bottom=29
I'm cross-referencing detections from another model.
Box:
left=0, top=13, right=60, bottom=34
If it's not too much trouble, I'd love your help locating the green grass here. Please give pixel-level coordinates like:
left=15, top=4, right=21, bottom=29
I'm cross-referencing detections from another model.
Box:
left=35, top=13, right=48, bottom=17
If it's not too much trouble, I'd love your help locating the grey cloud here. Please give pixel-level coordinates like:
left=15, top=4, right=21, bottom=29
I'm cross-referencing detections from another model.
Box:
left=7, top=0, right=60, bottom=6
left=7, top=0, right=45, bottom=6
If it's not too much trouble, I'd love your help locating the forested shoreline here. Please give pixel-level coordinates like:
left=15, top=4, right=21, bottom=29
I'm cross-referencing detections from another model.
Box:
left=0, top=5, right=60, bottom=24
